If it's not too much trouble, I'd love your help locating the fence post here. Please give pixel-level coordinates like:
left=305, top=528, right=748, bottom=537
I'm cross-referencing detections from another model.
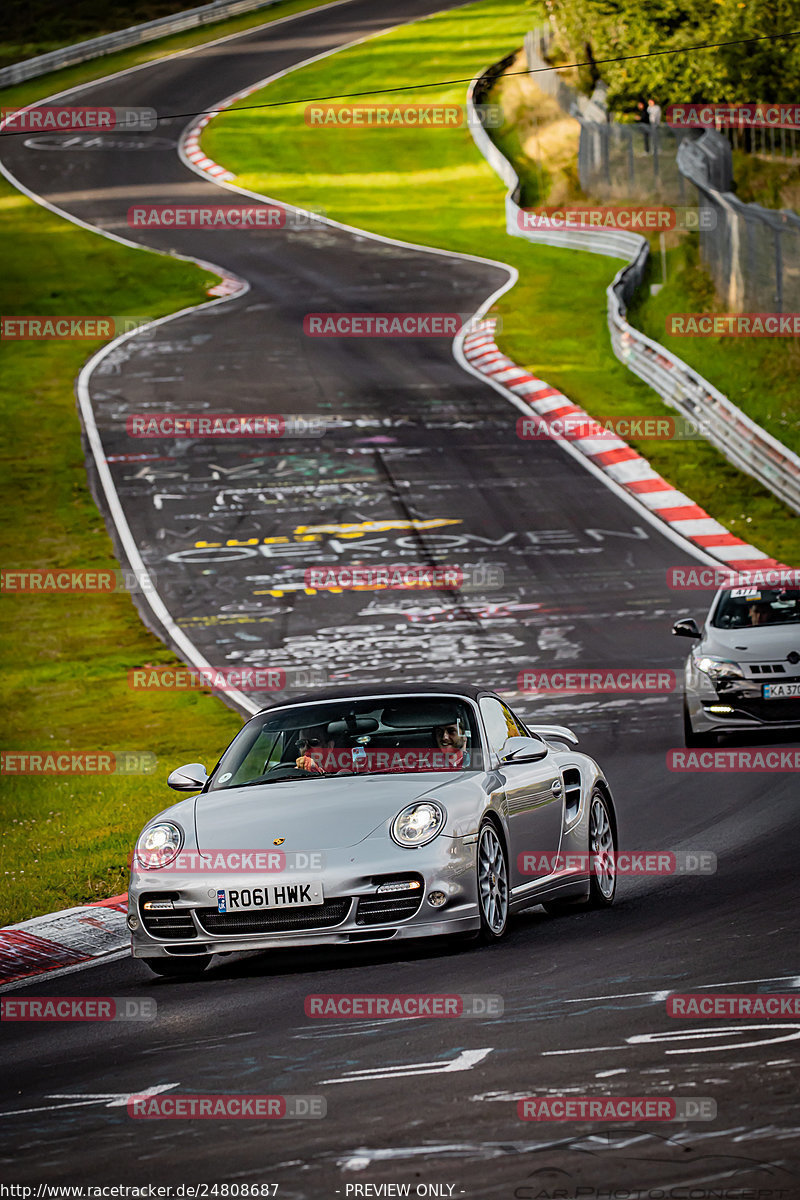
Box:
left=774, top=225, right=784, bottom=314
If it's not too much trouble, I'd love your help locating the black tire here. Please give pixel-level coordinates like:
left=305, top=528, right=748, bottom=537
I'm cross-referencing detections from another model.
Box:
left=476, top=820, right=510, bottom=942
left=543, top=789, right=617, bottom=915
left=144, top=954, right=212, bottom=978
left=683, top=701, right=717, bottom=747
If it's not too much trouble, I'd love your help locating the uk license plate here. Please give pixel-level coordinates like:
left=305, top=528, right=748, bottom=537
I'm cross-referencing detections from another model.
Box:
left=217, top=882, right=324, bottom=913
left=762, top=682, right=800, bottom=698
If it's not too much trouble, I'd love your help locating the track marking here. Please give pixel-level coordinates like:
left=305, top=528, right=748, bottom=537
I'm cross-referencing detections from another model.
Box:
left=176, top=27, right=732, bottom=574
left=0, top=1083, right=179, bottom=1118
left=318, top=1047, right=492, bottom=1084
left=561, top=975, right=800, bottom=1004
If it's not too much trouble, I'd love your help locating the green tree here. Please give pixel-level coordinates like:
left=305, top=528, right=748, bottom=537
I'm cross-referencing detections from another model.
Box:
left=548, top=0, right=800, bottom=110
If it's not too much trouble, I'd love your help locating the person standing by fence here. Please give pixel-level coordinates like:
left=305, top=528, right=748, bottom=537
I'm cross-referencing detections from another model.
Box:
left=636, top=99, right=650, bottom=151
left=647, top=98, right=662, bottom=153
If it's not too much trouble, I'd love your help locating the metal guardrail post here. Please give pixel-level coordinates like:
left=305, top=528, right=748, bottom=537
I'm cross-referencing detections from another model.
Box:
left=0, top=0, right=282, bottom=88
left=466, top=52, right=800, bottom=517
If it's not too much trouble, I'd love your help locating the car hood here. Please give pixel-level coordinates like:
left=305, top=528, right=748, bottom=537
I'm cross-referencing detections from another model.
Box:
left=193, top=772, right=463, bottom=851
left=701, top=624, right=800, bottom=661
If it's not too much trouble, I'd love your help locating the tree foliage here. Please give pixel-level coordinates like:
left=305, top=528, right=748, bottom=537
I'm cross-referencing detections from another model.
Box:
left=546, top=0, right=800, bottom=110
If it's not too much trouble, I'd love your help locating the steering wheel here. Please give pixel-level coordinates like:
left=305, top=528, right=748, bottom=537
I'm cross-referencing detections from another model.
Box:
left=261, top=763, right=319, bottom=780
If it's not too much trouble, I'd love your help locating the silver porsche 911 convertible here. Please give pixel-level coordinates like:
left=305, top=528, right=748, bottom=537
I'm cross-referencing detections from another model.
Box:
left=128, top=684, right=618, bottom=976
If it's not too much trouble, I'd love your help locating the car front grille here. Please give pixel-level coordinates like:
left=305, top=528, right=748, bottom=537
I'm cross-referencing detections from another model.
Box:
left=356, top=893, right=424, bottom=925
left=195, top=898, right=352, bottom=935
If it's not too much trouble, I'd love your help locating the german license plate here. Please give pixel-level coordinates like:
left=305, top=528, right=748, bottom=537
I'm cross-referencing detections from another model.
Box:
left=762, top=682, right=800, bottom=698
left=217, top=882, right=324, bottom=913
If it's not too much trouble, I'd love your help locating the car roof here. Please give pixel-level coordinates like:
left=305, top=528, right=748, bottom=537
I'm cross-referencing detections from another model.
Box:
left=257, top=681, right=491, bottom=713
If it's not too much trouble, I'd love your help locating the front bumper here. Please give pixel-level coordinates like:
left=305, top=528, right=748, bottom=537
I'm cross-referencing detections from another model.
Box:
left=129, top=836, right=480, bottom=959
left=685, top=679, right=800, bottom=734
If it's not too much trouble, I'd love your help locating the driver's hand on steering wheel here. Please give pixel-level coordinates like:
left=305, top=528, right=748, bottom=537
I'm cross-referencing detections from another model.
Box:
left=296, top=754, right=325, bottom=774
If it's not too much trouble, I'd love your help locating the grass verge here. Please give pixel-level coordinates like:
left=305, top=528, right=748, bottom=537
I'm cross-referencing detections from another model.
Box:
left=0, top=0, right=340, bottom=925
left=0, top=180, right=244, bottom=924
left=202, top=0, right=800, bottom=566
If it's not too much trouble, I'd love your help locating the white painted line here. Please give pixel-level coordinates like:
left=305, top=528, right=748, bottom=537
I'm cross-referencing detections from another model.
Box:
left=629, top=1025, right=800, bottom=1054
left=562, top=975, right=800, bottom=1003
left=319, top=1047, right=492, bottom=1084
left=0, top=1084, right=179, bottom=1119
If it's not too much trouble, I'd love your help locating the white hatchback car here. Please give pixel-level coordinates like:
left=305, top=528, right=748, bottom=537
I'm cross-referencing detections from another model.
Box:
left=674, top=585, right=800, bottom=745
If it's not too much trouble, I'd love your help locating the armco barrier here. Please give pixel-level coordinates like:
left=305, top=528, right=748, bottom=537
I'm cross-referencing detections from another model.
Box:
left=0, top=0, right=283, bottom=88
left=468, top=62, right=800, bottom=517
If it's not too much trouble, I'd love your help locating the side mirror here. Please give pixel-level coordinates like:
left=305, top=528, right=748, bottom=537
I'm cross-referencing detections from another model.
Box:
left=500, top=736, right=549, bottom=765
left=673, top=618, right=702, bottom=639
left=168, top=763, right=209, bottom=791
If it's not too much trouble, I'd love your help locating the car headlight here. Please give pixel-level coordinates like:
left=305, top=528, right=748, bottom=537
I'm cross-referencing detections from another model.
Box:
left=695, top=656, right=744, bottom=684
left=135, top=822, right=183, bottom=869
left=391, top=802, right=446, bottom=848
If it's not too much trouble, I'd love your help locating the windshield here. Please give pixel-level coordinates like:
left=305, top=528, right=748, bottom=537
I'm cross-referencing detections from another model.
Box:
left=712, top=588, right=800, bottom=629
left=209, top=696, right=482, bottom=790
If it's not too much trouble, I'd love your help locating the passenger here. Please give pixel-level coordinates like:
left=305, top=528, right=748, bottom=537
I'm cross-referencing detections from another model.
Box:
left=433, top=719, right=469, bottom=769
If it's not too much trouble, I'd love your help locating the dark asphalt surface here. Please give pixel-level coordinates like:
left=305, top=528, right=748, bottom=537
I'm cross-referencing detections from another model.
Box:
left=1, top=0, right=799, bottom=1194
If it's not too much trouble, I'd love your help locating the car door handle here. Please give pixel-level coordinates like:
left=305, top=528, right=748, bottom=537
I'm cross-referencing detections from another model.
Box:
left=551, top=780, right=563, bottom=795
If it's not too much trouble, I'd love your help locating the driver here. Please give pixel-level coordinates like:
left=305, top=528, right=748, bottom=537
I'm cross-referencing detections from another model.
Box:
left=295, top=725, right=336, bottom=774
left=747, top=600, right=772, bottom=626
left=433, top=719, right=469, bottom=769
